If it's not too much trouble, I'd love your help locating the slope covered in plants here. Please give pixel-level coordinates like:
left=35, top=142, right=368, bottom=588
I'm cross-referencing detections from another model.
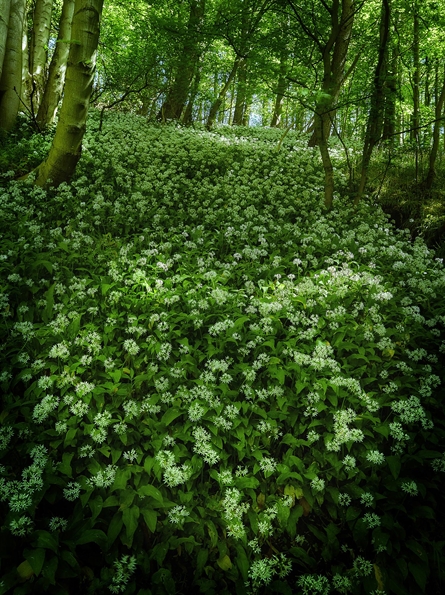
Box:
left=0, top=113, right=444, bottom=595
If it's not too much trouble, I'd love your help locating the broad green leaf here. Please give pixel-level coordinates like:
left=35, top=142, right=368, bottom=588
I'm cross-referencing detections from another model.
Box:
left=235, top=544, right=249, bottom=581
left=107, top=512, right=123, bottom=546
left=217, top=555, right=232, bottom=571
left=387, top=456, right=401, bottom=480
left=24, top=548, right=45, bottom=576
left=123, top=505, right=140, bottom=543
left=161, top=407, right=182, bottom=427
left=76, top=529, right=107, bottom=548
left=35, top=530, right=58, bottom=553
left=138, top=484, right=163, bottom=503
left=141, top=508, right=157, bottom=533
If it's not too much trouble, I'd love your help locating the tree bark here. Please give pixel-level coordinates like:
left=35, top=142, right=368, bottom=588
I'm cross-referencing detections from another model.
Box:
left=381, top=40, right=398, bottom=143
left=37, top=0, right=75, bottom=128
left=270, top=54, right=288, bottom=127
left=410, top=5, right=420, bottom=142
left=232, top=57, right=247, bottom=125
left=158, top=0, right=205, bottom=121
left=33, top=0, right=104, bottom=187
left=424, top=65, right=445, bottom=190
left=308, top=0, right=355, bottom=147
left=206, top=56, right=243, bottom=129
left=0, top=0, right=27, bottom=131
left=29, top=0, right=53, bottom=113
left=0, top=0, right=11, bottom=81
left=356, top=0, right=390, bottom=203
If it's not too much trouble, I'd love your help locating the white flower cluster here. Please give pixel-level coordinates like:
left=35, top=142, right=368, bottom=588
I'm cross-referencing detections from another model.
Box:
left=87, top=464, right=117, bottom=489
left=192, top=426, right=220, bottom=465
left=109, top=555, right=137, bottom=594
left=155, top=450, right=192, bottom=488
left=247, top=554, right=292, bottom=590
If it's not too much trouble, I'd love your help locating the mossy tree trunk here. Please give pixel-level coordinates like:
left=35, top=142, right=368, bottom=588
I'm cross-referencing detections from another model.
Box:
left=37, top=0, right=75, bottom=129
left=0, top=0, right=27, bottom=131
left=424, top=64, right=445, bottom=190
left=33, top=0, right=104, bottom=187
left=0, top=0, right=11, bottom=81
left=29, top=0, right=53, bottom=114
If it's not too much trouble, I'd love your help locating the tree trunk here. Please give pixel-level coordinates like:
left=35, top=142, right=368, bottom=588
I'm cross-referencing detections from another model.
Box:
left=37, top=0, right=75, bottom=128
left=270, top=55, right=288, bottom=127
left=410, top=5, right=420, bottom=142
left=33, top=0, right=104, bottom=187
left=0, top=0, right=27, bottom=131
left=206, top=56, right=242, bottom=129
left=29, top=0, right=53, bottom=114
left=424, top=65, right=445, bottom=190
left=0, top=0, right=11, bottom=81
left=382, top=40, right=398, bottom=143
left=356, top=0, right=390, bottom=203
left=158, top=0, right=205, bottom=121
left=308, top=0, right=355, bottom=148
left=182, top=66, right=201, bottom=125
left=232, top=58, right=247, bottom=125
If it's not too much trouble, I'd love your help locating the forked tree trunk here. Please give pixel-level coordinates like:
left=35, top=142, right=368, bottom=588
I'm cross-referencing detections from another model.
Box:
left=33, top=0, right=104, bottom=187
left=0, top=0, right=27, bottom=131
left=206, top=56, right=243, bottom=129
left=37, top=0, right=75, bottom=128
left=29, top=0, right=53, bottom=113
left=0, top=0, right=11, bottom=81
left=158, top=0, right=205, bottom=121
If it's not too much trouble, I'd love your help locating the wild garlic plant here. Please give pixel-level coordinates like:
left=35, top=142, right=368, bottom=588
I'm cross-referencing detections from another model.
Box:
left=0, top=112, right=444, bottom=594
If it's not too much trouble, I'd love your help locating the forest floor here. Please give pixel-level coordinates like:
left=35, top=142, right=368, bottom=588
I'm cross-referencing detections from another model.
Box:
left=0, top=112, right=444, bottom=595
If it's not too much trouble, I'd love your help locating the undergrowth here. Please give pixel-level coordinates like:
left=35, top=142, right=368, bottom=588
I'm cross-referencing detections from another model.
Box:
left=0, top=112, right=444, bottom=595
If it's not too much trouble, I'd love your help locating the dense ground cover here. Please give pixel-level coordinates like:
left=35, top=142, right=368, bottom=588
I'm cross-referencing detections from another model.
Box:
left=0, top=113, right=445, bottom=595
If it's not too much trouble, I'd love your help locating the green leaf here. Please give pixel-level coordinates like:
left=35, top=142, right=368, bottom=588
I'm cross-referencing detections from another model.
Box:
left=122, top=505, right=140, bottom=543
left=89, top=495, right=103, bottom=521
left=235, top=544, right=249, bottom=581
left=138, top=484, right=163, bottom=503
left=161, top=407, right=182, bottom=426
left=107, top=512, right=123, bottom=546
left=235, top=476, right=260, bottom=489
left=387, top=456, right=401, bottom=480
left=35, top=530, right=58, bottom=553
left=217, top=554, right=232, bottom=571
left=76, top=529, right=107, bottom=549
left=58, top=452, right=73, bottom=477
left=196, top=548, right=208, bottom=576
left=141, top=508, right=157, bottom=533
left=24, top=548, right=45, bottom=576
left=409, top=562, right=427, bottom=591
left=42, top=555, right=58, bottom=585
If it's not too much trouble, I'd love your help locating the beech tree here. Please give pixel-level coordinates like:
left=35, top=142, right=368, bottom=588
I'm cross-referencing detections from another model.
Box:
left=37, top=0, right=75, bottom=129
left=34, top=0, right=104, bottom=187
left=0, top=0, right=27, bottom=131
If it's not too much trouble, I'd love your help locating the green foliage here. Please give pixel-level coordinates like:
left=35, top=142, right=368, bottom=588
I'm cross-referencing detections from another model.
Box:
left=0, top=117, right=54, bottom=177
left=0, top=112, right=444, bottom=594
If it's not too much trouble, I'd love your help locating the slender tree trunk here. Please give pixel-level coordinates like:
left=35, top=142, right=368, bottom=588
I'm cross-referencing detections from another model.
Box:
left=382, top=40, right=398, bottom=144
left=356, top=0, right=390, bottom=203
left=158, top=0, right=205, bottom=121
left=37, top=0, right=75, bottom=128
left=182, top=67, right=201, bottom=125
left=270, top=55, right=288, bottom=127
left=410, top=5, right=420, bottom=142
left=29, top=0, right=53, bottom=113
left=232, top=58, right=247, bottom=125
left=206, top=56, right=242, bottom=129
left=32, top=0, right=104, bottom=187
left=0, top=0, right=27, bottom=131
left=0, top=0, right=11, bottom=80
left=424, top=65, right=445, bottom=190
